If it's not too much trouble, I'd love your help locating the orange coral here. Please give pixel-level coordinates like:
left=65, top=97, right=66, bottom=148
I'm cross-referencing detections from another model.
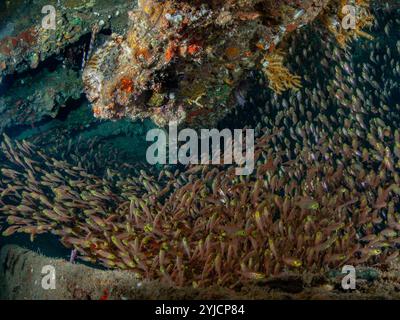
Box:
left=225, top=46, right=241, bottom=60
left=120, top=78, right=134, bottom=93
left=262, top=50, right=302, bottom=95
left=325, top=0, right=374, bottom=48
left=165, top=44, right=176, bottom=62
left=134, top=47, right=152, bottom=61
left=188, top=43, right=202, bottom=55
left=286, top=23, right=298, bottom=32
left=93, top=106, right=101, bottom=117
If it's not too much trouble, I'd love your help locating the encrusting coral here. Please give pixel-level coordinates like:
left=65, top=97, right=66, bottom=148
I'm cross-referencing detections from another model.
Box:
left=82, top=0, right=378, bottom=127
left=261, top=50, right=302, bottom=95
left=82, top=0, right=331, bottom=127
left=323, top=0, right=375, bottom=48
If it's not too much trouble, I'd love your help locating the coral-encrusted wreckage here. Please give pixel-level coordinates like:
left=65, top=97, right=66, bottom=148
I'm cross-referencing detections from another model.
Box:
left=83, top=0, right=331, bottom=127
left=0, top=0, right=138, bottom=132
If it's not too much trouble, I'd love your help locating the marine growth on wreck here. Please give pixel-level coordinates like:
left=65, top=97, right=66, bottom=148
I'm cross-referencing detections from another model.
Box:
left=1, top=0, right=400, bottom=300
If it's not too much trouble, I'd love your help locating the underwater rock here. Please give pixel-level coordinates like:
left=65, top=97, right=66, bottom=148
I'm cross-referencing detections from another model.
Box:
left=0, top=66, right=81, bottom=132
left=83, top=0, right=331, bottom=127
left=0, top=0, right=138, bottom=132
left=0, top=0, right=135, bottom=80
